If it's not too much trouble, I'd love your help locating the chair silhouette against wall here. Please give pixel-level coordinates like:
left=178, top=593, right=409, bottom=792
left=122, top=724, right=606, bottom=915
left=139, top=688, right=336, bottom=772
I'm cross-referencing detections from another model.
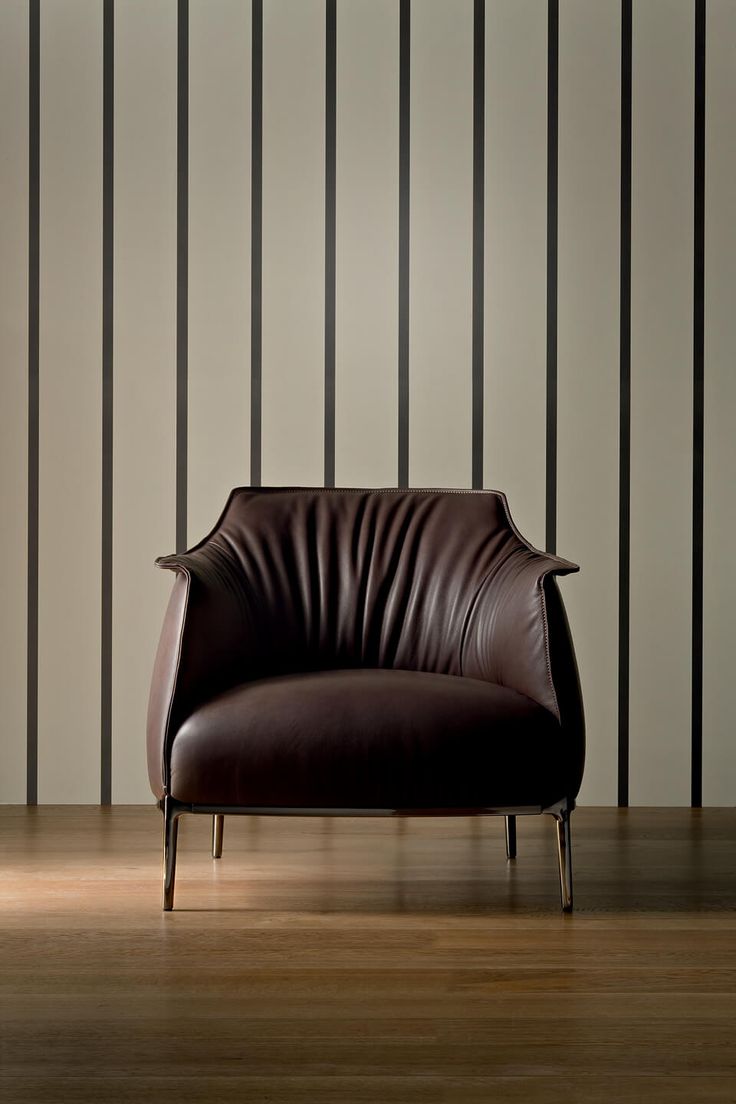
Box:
left=147, top=488, right=585, bottom=911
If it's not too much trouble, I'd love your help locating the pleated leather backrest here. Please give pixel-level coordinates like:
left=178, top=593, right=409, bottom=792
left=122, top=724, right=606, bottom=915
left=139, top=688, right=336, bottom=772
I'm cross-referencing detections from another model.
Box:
left=193, top=487, right=539, bottom=679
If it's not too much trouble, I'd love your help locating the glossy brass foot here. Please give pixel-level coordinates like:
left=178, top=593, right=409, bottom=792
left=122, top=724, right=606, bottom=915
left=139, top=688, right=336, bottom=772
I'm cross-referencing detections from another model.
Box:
left=212, top=814, right=224, bottom=859
left=163, top=795, right=184, bottom=911
left=504, top=815, right=517, bottom=860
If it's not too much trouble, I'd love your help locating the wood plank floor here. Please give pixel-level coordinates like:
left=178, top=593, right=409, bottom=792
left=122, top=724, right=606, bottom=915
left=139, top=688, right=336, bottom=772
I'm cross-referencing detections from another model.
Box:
left=1, top=806, right=735, bottom=1103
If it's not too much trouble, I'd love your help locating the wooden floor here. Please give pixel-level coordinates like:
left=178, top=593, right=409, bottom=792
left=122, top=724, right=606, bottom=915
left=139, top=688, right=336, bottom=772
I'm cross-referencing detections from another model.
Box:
left=1, top=806, right=735, bottom=1103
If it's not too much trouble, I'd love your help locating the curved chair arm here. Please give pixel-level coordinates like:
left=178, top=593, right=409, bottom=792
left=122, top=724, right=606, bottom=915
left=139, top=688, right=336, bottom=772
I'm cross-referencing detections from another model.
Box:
left=461, top=543, right=581, bottom=723
left=541, top=572, right=586, bottom=796
left=146, top=543, right=249, bottom=798
left=462, top=540, right=585, bottom=800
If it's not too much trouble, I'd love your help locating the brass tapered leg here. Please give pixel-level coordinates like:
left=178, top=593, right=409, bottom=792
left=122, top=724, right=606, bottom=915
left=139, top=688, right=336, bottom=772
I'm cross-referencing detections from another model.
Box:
left=554, top=805, right=573, bottom=912
left=212, top=814, right=224, bottom=859
left=505, top=815, right=517, bottom=860
left=163, top=796, right=183, bottom=911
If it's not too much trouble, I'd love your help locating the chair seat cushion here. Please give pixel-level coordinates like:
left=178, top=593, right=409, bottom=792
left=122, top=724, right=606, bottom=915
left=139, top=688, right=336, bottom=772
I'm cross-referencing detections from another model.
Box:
left=170, top=669, right=567, bottom=810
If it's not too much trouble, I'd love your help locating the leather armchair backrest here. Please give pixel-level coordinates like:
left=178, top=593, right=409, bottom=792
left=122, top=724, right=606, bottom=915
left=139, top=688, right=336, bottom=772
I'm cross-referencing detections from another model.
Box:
left=182, top=487, right=576, bottom=687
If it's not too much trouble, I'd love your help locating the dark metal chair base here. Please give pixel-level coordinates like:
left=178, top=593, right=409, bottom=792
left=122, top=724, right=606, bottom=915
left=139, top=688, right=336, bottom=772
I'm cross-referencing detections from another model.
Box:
left=161, top=797, right=574, bottom=913
left=504, top=815, right=517, bottom=860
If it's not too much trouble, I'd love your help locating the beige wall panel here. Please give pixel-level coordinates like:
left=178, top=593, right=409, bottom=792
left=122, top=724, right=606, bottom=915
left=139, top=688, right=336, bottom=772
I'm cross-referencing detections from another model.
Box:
left=188, top=0, right=251, bottom=540
left=629, top=0, right=693, bottom=806
left=261, top=0, right=324, bottom=487
left=703, top=1, right=736, bottom=807
left=335, top=0, right=398, bottom=488
left=484, top=0, right=548, bottom=549
left=557, top=0, right=620, bottom=806
left=112, top=1, right=177, bottom=805
left=0, top=1, right=28, bottom=802
left=38, top=0, right=102, bottom=802
left=409, top=0, right=473, bottom=488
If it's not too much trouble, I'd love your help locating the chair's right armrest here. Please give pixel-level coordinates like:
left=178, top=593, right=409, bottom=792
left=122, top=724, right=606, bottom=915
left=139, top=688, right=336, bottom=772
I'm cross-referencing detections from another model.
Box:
left=146, top=545, right=248, bottom=799
left=462, top=543, right=585, bottom=800
left=462, top=547, right=577, bottom=717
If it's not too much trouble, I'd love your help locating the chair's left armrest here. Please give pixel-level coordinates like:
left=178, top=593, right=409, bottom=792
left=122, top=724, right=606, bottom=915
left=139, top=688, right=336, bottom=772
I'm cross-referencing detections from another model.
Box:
left=146, top=544, right=249, bottom=799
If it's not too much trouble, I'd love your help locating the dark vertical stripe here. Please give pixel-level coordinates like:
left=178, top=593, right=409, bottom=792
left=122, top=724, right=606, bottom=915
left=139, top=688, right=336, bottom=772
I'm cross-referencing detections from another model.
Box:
left=27, top=0, right=40, bottom=806
left=324, top=0, right=336, bottom=487
left=545, top=0, right=558, bottom=553
left=692, top=0, right=706, bottom=808
left=250, top=0, right=262, bottom=486
left=101, top=0, right=114, bottom=806
left=471, top=0, right=484, bottom=491
left=398, top=0, right=410, bottom=489
left=176, top=0, right=188, bottom=551
left=618, top=0, right=632, bottom=808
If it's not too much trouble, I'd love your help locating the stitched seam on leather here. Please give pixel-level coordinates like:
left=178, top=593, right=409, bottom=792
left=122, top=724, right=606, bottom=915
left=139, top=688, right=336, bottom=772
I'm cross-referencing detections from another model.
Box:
left=496, top=489, right=579, bottom=573
left=233, top=487, right=501, bottom=496
left=159, top=565, right=192, bottom=795
left=538, top=571, right=561, bottom=722
left=495, top=490, right=570, bottom=720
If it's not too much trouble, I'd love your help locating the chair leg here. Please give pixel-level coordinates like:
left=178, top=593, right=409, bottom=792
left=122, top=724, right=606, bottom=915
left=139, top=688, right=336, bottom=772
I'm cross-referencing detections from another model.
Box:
left=554, top=804, right=573, bottom=913
left=163, top=795, right=182, bottom=911
left=212, top=814, right=224, bottom=859
left=505, top=815, right=517, bottom=860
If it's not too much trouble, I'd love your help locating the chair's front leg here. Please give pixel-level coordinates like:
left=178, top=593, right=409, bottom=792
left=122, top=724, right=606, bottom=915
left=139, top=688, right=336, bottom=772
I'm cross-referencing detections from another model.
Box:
left=163, top=796, right=184, bottom=911
left=554, top=802, right=573, bottom=912
left=504, top=815, right=517, bottom=860
left=212, top=814, right=224, bottom=859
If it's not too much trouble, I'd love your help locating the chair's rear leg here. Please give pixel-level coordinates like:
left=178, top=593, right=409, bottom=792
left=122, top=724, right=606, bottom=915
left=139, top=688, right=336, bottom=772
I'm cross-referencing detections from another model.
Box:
left=505, top=815, right=517, bottom=860
left=212, top=814, right=224, bottom=859
left=554, top=805, right=573, bottom=912
left=163, top=796, right=182, bottom=911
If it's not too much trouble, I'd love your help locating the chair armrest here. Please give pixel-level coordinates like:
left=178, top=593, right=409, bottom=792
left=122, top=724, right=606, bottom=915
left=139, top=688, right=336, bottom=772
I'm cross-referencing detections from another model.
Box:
left=461, top=542, right=581, bottom=724
left=461, top=538, right=585, bottom=807
left=146, top=543, right=248, bottom=799
left=541, top=572, right=586, bottom=797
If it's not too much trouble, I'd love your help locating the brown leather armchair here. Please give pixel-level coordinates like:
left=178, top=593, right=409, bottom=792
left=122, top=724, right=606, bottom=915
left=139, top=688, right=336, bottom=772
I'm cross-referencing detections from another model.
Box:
left=148, top=488, right=584, bottom=912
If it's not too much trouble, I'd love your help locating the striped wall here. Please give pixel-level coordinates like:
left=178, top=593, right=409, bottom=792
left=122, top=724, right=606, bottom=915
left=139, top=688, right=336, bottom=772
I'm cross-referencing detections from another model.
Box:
left=0, top=0, right=734, bottom=807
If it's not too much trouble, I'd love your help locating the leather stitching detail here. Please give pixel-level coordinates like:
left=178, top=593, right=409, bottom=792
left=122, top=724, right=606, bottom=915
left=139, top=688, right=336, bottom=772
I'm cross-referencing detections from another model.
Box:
left=537, top=572, right=561, bottom=722
left=158, top=565, right=192, bottom=795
